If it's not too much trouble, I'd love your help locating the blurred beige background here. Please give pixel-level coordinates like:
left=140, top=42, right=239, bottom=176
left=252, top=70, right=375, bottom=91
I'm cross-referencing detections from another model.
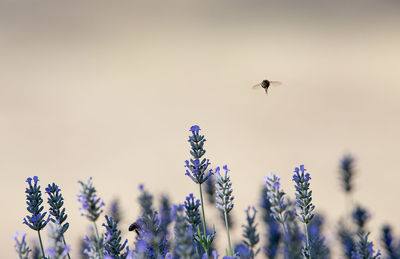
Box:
left=1, top=0, right=399, bottom=257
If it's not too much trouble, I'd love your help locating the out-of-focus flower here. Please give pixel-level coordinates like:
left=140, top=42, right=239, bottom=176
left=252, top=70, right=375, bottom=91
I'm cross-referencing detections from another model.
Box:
left=13, top=232, right=31, bottom=259
left=241, top=206, right=260, bottom=258
left=77, top=177, right=105, bottom=222
left=46, top=222, right=70, bottom=259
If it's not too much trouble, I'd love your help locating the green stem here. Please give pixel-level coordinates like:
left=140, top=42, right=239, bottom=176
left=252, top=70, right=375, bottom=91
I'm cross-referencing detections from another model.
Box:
left=305, top=223, right=311, bottom=259
left=224, top=211, right=234, bottom=257
left=62, top=235, right=71, bottom=259
left=93, top=222, right=104, bottom=259
left=198, top=183, right=209, bottom=255
left=37, top=230, right=46, bottom=259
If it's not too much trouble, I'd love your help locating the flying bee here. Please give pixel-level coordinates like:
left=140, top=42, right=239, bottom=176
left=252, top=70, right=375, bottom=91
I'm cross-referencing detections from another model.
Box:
left=252, top=79, right=282, bottom=95
left=128, top=222, right=140, bottom=236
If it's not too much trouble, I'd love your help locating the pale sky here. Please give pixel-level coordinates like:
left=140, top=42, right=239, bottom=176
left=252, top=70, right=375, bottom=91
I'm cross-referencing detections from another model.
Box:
left=1, top=0, right=399, bottom=257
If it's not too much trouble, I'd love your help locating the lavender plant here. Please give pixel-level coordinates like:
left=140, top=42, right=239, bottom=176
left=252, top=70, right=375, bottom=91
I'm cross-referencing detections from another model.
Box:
left=135, top=184, right=169, bottom=257
left=265, top=173, right=288, bottom=233
left=159, top=195, right=173, bottom=236
left=13, top=126, right=395, bottom=259
left=308, top=214, right=330, bottom=259
left=241, top=206, right=260, bottom=258
left=23, top=176, right=50, bottom=259
left=185, top=125, right=215, bottom=255
left=338, top=220, right=356, bottom=259
left=352, top=233, right=381, bottom=259
left=283, top=201, right=304, bottom=259
left=77, top=177, right=105, bottom=259
left=14, top=232, right=31, bottom=259
left=173, top=205, right=195, bottom=259
left=102, top=215, right=128, bottom=258
left=109, top=199, right=122, bottom=224
left=138, top=184, right=154, bottom=218
left=352, top=204, right=370, bottom=235
left=293, top=165, right=315, bottom=259
left=381, top=225, right=400, bottom=259
left=215, top=165, right=235, bottom=257
left=136, top=213, right=168, bottom=258
left=340, top=154, right=356, bottom=217
left=46, top=183, right=71, bottom=259
left=260, top=186, right=281, bottom=259
left=46, top=222, right=70, bottom=259
left=184, top=193, right=201, bottom=231
left=83, top=234, right=104, bottom=259
left=340, top=155, right=356, bottom=194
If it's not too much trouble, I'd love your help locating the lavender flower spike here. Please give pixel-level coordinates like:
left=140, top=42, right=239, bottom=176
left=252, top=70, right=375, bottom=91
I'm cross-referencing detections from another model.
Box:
left=23, top=176, right=51, bottom=231
left=184, top=193, right=201, bottom=229
left=23, top=176, right=50, bottom=259
left=352, top=233, right=381, bottom=259
left=185, top=125, right=213, bottom=184
left=242, top=206, right=260, bottom=258
left=173, top=205, right=195, bottom=259
left=293, top=165, right=315, bottom=259
left=77, top=177, right=105, bottom=222
left=102, top=215, right=128, bottom=257
left=293, top=165, right=315, bottom=224
left=340, top=154, right=355, bottom=194
left=185, top=125, right=215, bottom=255
left=215, top=165, right=235, bottom=256
left=264, top=173, right=288, bottom=229
left=46, top=222, right=70, bottom=259
left=77, top=177, right=105, bottom=258
left=215, top=166, right=234, bottom=214
left=14, top=232, right=31, bottom=259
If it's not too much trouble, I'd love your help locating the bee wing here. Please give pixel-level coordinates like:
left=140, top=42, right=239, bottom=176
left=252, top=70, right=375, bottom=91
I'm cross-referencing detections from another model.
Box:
left=252, top=83, right=261, bottom=89
left=269, top=81, right=282, bottom=86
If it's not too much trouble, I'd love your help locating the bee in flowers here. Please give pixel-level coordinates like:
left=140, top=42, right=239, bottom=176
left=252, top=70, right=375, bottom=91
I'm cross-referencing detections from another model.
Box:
left=128, top=222, right=140, bottom=236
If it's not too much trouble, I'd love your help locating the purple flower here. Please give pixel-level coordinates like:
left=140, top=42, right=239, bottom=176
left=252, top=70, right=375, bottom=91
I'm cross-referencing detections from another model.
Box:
left=186, top=125, right=211, bottom=183
left=265, top=173, right=288, bottom=226
left=215, top=165, right=234, bottom=214
left=46, top=222, right=70, bottom=258
left=184, top=194, right=201, bottom=227
left=77, top=178, right=105, bottom=222
left=190, top=125, right=201, bottom=134
left=292, top=165, right=315, bottom=224
left=185, top=158, right=213, bottom=184
left=340, top=154, right=355, bottom=193
left=13, top=231, right=31, bottom=259
left=23, top=176, right=50, bottom=231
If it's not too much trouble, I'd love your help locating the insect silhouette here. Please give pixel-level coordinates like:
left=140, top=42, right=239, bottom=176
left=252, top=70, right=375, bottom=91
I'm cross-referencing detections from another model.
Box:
left=252, top=79, right=282, bottom=95
left=128, top=222, right=140, bottom=236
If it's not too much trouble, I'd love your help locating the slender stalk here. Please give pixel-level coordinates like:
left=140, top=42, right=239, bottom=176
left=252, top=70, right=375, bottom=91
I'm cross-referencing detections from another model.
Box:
left=278, top=211, right=288, bottom=236
left=37, top=230, right=46, bottom=259
left=62, top=235, right=71, bottom=259
left=93, top=222, right=104, bottom=259
left=224, top=211, right=233, bottom=257
left=304, top=223, right=311, bottom=259
left=198, top=183, right=209, bottom=255
left=280, top=221, right=288, bottom=259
